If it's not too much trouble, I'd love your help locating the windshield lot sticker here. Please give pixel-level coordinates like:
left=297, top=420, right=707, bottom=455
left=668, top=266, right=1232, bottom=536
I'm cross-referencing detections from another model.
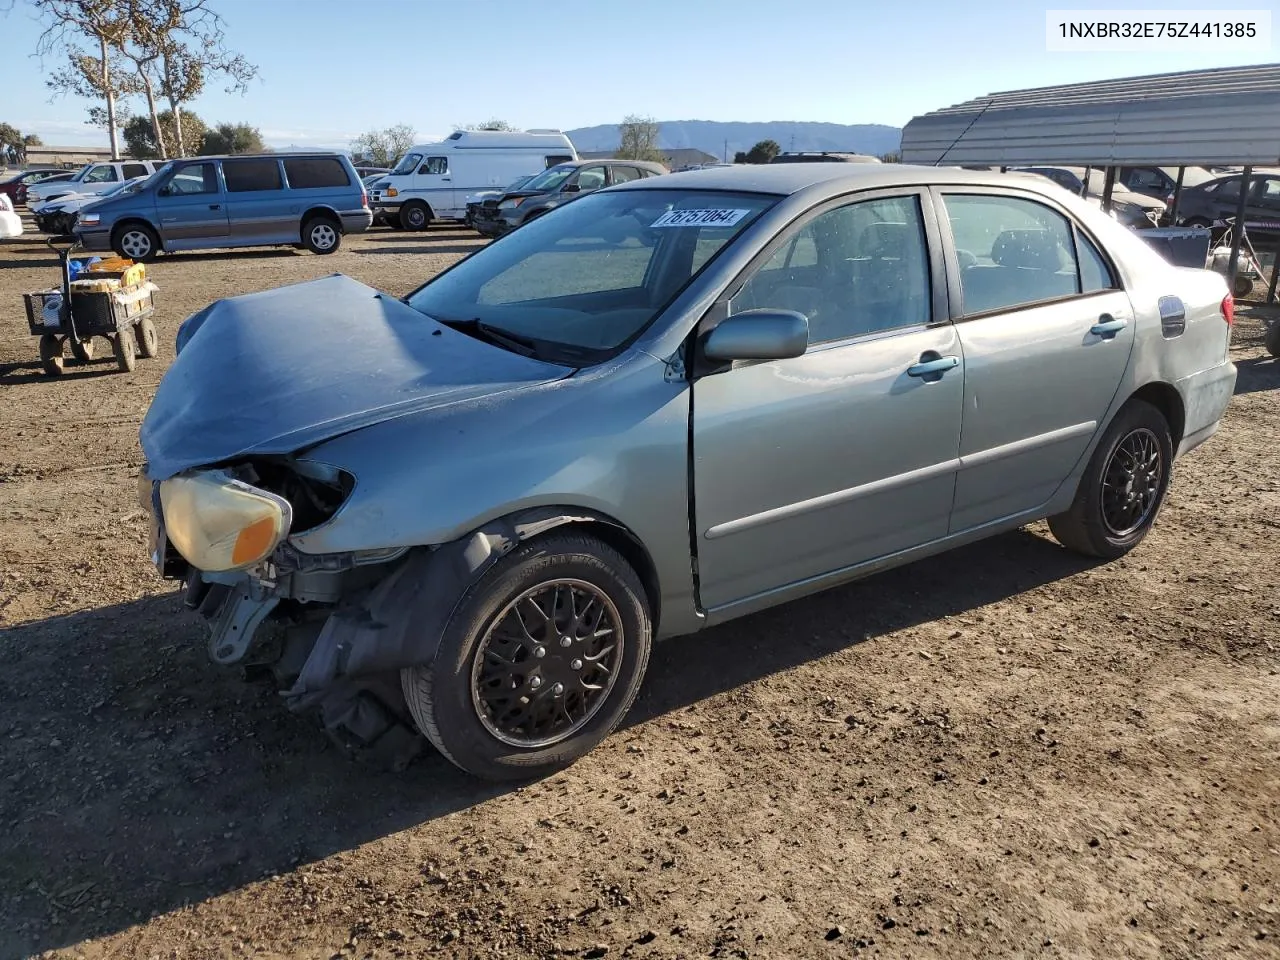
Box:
left=650, top=208, right=750, bottom=228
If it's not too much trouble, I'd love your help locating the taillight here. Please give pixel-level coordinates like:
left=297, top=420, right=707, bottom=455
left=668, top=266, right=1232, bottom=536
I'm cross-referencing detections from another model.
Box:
left=1221, top=293, right=1234, bottom=326
left=361, top=189, right=368, bottom=208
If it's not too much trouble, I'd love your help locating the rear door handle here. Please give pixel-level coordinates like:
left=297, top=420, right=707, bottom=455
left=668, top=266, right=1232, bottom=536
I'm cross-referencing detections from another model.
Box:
left=1090, top=316, right=1127, bottom=338
left=907, top=355, right=960, bottom=379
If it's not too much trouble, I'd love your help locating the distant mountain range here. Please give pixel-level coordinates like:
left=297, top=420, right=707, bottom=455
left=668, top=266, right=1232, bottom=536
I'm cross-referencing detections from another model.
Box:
left=565, top=120, right=903, bottom=161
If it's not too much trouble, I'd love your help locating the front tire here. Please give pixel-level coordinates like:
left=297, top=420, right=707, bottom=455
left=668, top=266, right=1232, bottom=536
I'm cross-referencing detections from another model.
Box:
left=400, top=201, right=430, bottom=231
left=112, top=329, right=136, bottom=372
left=112, top=223, right=159, bottom=262
left=1048, top=399, right=1173, bottom=559
left=302, top=216, right=342, bottom=254
left=401, top=533, right=652, bottom=781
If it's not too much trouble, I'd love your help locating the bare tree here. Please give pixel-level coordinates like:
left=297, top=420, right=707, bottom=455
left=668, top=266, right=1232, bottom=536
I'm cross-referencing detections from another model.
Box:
left=459, top=119, right=517, bottom=132
left=618, top=114, right=662, bottom=162
left=34, top=0, right=132, bottom=159
left=121, top=0, right=258, bottom=158
left=350, top=124, right=417, bottom=168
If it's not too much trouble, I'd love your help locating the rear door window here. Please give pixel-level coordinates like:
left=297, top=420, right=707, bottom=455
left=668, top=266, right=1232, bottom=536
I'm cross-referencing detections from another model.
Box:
left=223, top=158, right=284, bottom=192
left=121, top=162, right=150, bottom=180
left=610, top=166, right=642, bottom=184
left=283, top=157, right=351, bottom=189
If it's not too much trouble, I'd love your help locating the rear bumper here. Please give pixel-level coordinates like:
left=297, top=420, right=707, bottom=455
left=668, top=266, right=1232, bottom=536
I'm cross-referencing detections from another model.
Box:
left=340, top=209, right=374, bottom=234
left=1175, top=360, right=1237, bottom=458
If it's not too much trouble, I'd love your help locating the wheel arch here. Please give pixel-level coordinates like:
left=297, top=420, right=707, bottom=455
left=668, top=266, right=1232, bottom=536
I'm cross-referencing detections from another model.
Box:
left=301, top=205, right=343, bottom=232
left=1128, top=380, right=1186, bottom=449
left=290, top=505, right=663, bottom=687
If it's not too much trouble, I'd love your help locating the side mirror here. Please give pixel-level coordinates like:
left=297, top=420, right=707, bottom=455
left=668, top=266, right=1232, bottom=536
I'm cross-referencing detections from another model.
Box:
left=562, top=183, right=581, bottom=193
left=701, top=309, right=809, bottom=362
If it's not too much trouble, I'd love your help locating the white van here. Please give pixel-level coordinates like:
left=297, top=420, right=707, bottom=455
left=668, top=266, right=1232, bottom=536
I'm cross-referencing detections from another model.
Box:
left=370, top=129, right=578, bottom=230
left=26, top=159, right=161, bottom=204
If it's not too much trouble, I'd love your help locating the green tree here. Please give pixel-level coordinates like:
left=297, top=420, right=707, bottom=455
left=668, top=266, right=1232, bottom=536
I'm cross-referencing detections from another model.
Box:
left=744, top=139, right=781, bottom=164
left=880, top=151, right=901, bottom=163
left=0, top=124, right=41, bottom=164
left=617, top=114, right=663, bottom=162
left=200, top=122, right=265, bottom=155
left=124, top=109, right=205, bottom=159
left=732, top=150, right=748, bottom=164
left=350, top=124, right=416, bottom=167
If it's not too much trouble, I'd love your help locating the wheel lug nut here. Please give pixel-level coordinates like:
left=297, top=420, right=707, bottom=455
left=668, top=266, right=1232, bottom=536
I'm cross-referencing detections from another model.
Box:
left=534, top=646, right=546, bottom=658
left=560, top=637, right=572, bottom=648
left=530, top=676, right=542, bottom=689
left=571, top=659, right=583, bottom=670
left=553, top=682, right=564, bottom=695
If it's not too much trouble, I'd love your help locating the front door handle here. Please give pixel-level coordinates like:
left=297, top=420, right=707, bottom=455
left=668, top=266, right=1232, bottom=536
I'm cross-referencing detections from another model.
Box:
left=1090, top=315, right=1127, bottom=339
left=907, top=354, right=960, bottom=379
left=209, top=203, right=221, bottom=210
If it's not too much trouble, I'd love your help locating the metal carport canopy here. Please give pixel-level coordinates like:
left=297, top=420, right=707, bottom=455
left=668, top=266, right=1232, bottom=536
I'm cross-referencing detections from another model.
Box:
left=899, top=63, right=1280, bottom=167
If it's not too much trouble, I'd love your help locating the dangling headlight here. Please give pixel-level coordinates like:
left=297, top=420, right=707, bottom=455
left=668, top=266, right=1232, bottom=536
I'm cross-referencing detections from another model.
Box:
left=159, top=470, right=292, bottom=572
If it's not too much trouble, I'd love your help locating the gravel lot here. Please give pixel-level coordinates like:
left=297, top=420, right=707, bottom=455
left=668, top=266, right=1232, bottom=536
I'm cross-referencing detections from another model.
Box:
left=1, top=214, right=1278, bottom=960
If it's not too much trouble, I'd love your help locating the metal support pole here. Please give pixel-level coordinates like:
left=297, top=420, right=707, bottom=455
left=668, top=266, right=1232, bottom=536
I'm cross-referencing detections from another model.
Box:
left=1226, top=165, right=1252, bottom=291
left=1267, top=237, right=1280, bottom=304
left=1101, top=166, right=1117, bottom=213
left=1170, top=166, right=1186, bottom=225
left=1081, top=166, right=1092, bottom=198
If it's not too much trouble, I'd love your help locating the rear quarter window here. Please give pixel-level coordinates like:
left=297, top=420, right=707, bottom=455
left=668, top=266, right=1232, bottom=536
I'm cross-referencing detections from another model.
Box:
left=223, top=159, right=284, bottom=192
left=283, top=157, right=352, bottom=189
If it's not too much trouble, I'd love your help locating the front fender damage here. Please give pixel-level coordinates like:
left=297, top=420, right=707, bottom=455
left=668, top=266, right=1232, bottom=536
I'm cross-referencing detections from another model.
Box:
left=269, top=508, right=607, bottom=762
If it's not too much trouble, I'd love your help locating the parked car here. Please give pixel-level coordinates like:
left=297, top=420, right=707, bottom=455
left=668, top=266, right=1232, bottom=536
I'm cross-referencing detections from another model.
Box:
left=26, top=159, right=159, bottom=205
left=1010, top=166, right=1164, bottom=228
left=370, top=129, right=578, bottom=230
left=471, top=159, right=667, bottom=238
left=0, top=193, right=22, bottom=239
left=1117, top=165, right=1218, bottom=203
left=464, top=175, right=535, bottom=226
left=137, top=163, right=1236, bottom=781
left=31, top=175, right=151, bottom=235
left=1171, top=170, right=1280, bottom=229
left=1, top=168, right=74, bottom=206
left=1007, top=169, right=1159, bottom=231
left=74, top=152, right=372, bottom=260
left=355, top=165, right=391, bottom=180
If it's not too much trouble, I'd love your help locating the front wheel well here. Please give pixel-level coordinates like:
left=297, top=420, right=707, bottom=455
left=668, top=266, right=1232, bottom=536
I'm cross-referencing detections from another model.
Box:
left=1128, top=382, right=1185, bottom=449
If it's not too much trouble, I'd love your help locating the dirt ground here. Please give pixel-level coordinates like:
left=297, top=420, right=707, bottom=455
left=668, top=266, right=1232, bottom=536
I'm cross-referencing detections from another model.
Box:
left=1, top=214, right=1278, bottom=960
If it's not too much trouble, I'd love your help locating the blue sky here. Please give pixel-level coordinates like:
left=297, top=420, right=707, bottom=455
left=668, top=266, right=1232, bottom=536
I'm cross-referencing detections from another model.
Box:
left=1, top=0, right=1276, bottom=148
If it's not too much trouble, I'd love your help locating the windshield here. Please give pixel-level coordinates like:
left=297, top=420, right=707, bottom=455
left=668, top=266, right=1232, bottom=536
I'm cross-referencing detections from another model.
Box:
left=521, top=165, right=576, bottom=193
left=406, top=189, right=777, bottom=361
left=507, top=175, right=532, bottom=190
left=391, top=153, right=422, bottom=176
left=66, top=164, right=92, bottom=183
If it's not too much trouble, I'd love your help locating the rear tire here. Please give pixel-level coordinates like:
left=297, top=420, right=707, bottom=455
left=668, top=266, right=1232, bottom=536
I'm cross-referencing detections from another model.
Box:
left=400, top=533, right=652, bottom=782
left=112, top=329, right=136, bottom=372
left=1233, top=273, right=1254, bottom=298
left=39, top=334, right=65, bottom=376
left=135, top=317, right=159, bottom=358
left=1048, top=399, right=1173, bottom=559
left=1265, top=321, right=1280, bottom=359
left=302, top=216, right=342, bottom=254
left=400, top=201, right=430, bottom=231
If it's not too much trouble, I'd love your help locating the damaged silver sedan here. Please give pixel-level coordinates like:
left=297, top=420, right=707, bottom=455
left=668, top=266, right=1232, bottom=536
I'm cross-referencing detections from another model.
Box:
left=139, top=165, right=1237, bottom=780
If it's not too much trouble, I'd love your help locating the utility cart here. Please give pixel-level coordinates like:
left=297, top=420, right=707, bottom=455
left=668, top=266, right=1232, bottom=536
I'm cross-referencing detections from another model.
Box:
left=23, top=240, right=160, bottom=377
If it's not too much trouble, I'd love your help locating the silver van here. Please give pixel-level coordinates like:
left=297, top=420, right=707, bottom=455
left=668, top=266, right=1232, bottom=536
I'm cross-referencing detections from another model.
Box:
left=74, top=153, right=373, bottom=260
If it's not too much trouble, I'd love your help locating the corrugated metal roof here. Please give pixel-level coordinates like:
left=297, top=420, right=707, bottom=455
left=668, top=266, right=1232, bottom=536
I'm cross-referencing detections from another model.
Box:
left=901, top=63, right=1280, bottom=166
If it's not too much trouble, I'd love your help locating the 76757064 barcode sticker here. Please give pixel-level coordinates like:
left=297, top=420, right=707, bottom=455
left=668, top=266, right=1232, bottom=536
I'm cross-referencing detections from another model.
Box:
left=650, top=208, right=750, bottom=228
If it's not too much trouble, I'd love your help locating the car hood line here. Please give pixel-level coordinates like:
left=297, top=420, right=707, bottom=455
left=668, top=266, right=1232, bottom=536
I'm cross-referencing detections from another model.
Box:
left=140, top=274, right=571, bottom=480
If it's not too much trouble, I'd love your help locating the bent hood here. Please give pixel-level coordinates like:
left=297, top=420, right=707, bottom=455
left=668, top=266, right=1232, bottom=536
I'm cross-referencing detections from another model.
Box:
left=141, top=274, right=570, bottom=480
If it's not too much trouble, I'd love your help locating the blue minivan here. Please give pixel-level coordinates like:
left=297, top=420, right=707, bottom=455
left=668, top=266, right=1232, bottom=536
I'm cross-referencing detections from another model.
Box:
left=75, top=152, right=373, bottom=260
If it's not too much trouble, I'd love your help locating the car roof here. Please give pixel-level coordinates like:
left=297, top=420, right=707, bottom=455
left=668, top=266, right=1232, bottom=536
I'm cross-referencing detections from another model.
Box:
left=614, top=162, right=1053, bottom=197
